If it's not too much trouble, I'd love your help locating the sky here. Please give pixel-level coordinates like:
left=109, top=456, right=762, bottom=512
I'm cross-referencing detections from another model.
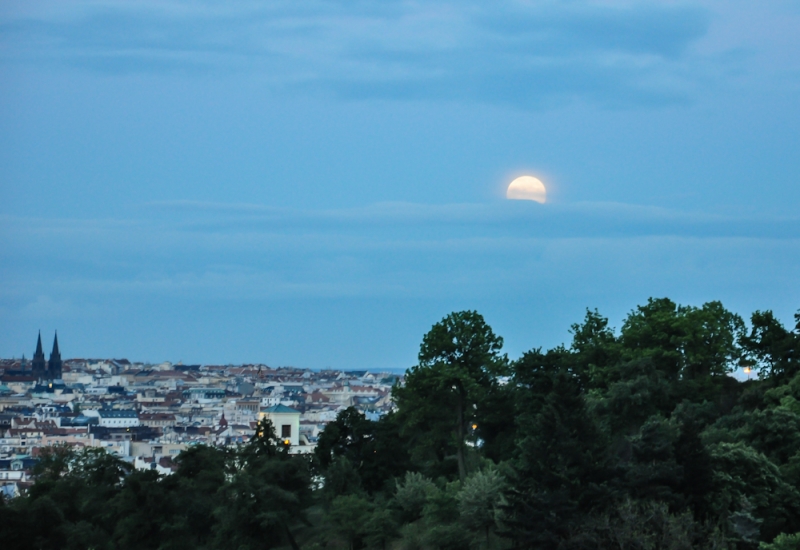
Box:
left=1, top=0, right=799, bottom=369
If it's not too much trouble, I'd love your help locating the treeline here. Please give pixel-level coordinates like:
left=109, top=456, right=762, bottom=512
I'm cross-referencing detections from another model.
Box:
left=2, top=298, right=800, bottom=549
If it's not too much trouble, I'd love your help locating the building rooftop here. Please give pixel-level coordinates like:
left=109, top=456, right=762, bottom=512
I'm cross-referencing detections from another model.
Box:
left=98, top=409, right=138, bottom=418
left=260, top=404, right=300, bottom=414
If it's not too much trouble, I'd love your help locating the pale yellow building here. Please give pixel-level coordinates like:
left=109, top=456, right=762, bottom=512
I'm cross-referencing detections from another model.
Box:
left=258, top=404, right=301, bottom=447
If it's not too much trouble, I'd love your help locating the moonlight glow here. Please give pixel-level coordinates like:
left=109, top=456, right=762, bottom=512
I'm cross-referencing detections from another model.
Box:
left=507, top=176, right=546, bottom=203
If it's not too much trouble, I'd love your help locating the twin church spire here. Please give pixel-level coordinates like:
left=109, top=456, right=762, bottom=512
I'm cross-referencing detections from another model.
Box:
left=32, top=331, right=62, bottom=381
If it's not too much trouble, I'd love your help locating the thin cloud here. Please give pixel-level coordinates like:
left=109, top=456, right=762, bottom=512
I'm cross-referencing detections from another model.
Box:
left=5, top=200, right=800, bottom=246
left=139, top=200, right=800, bottom=239
left=1, top=0, right=714, bottom=107
left=4, top=235, right=798, bottom=304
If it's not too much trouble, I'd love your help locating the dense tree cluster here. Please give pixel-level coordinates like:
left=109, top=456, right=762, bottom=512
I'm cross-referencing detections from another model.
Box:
left=3, top=298, right=800, bottom=549
left=0, top=419, right=311, bottom=550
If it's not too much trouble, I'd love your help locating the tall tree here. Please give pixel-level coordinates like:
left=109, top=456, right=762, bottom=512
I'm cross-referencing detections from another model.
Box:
left=213, top=418, right=312, bottom=550
left=621, top=298, right=744, bottom=381
left=315, top=407, right=411, bottom=495
left=570, top=308, right=621, bottom=389
left=457, top=468, right=506, bottom=545
left=506, top=359, right=612, bottom=549
left=394, top=311, right=506, bottom=481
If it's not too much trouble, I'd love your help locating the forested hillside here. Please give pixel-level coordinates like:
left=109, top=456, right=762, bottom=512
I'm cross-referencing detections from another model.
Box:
left=2, top=298, right=800, bottom=550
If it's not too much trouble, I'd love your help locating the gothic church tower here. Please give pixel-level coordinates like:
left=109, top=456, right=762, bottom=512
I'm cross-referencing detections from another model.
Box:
left=31, top=331, right=62, bottom=381
left=48, top=332, right=63, bottom=380
left=31, top=332, right=47, bottom=379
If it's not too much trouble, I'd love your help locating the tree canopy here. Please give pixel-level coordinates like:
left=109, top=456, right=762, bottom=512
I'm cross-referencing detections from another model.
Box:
left=3, top=299, right=800, bottom=550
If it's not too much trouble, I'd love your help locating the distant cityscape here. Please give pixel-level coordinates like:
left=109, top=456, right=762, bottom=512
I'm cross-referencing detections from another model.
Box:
left=0, top=333, right=403, bottom=498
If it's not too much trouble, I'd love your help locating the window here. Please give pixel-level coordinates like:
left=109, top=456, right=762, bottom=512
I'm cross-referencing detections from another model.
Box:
left=281, top=424, right=291, bottom=438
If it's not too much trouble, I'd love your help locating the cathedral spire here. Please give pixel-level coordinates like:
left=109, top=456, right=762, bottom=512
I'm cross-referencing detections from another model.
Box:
left=48, top=331, right=63, bottom=380
left=52, top=331, right=60, bottom=356
left=32, top=331, right=46, bottom=379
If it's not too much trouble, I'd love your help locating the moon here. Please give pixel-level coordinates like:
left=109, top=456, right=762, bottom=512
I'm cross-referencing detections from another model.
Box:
left=507, top=176, right=546, bottom=203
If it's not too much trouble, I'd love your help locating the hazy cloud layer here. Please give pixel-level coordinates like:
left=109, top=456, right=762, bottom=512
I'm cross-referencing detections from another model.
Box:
left=140, top=200, right=800, bottom=239
left=1, top=0, right=713, bottom=106
left=3, top=201, right=798, bottom=301
left=2, top=200, right=798, bottom=365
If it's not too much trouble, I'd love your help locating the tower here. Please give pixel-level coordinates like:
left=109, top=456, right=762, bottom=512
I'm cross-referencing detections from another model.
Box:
left=32, top=332, right=47, bottom=380
left=48, top=332, right=63, bottom=380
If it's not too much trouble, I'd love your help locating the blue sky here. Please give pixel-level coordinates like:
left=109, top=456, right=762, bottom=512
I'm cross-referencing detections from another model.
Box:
left=1, top=0, right=799, bottom=368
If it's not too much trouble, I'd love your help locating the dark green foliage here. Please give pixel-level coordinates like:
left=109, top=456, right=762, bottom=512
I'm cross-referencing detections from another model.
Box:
left=316, top=407, right=374, bottom=470
left=362, top=506, right=399, bottom=550
left=326, top=494, right=372, bottom=549
left=495, top=301, right=800, bottom=548
left=740, top=311, right=800, bottom=382
left=761, top=532, right=800, bottom=550
left=212, top=419, right=312, bottom=550
left=593, top=357, right=677, bottom=436
left=166, top=444, right=229, bottom=546
left=4, top=300, right=800, bottom=550
left=472, top=381, right=518, bottom=463
left=0, top=425, right=310, bottom=550
left=109, top=469, right=171, bottom=549
left=394, top=310, right=507, bottom=481
left=315, top=407, right=411, bottom=495
left=706, top=442, right=800, bottom=542
left=570, top=308, right=621, bottom=389
left=672, top=412, right=716, bottom=521
left=620, top=298, right=745, bottom=381
left=0, top=446, right=133, bottom=550
left=569, top=499, right=699, bottom=549
left=625, top=416, right=684, bottom=506
left=457, top=468, right=506, bottom=544
left=506, top=366, right=614, bottom=549
left=322, top=456, right=365, bottom=502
